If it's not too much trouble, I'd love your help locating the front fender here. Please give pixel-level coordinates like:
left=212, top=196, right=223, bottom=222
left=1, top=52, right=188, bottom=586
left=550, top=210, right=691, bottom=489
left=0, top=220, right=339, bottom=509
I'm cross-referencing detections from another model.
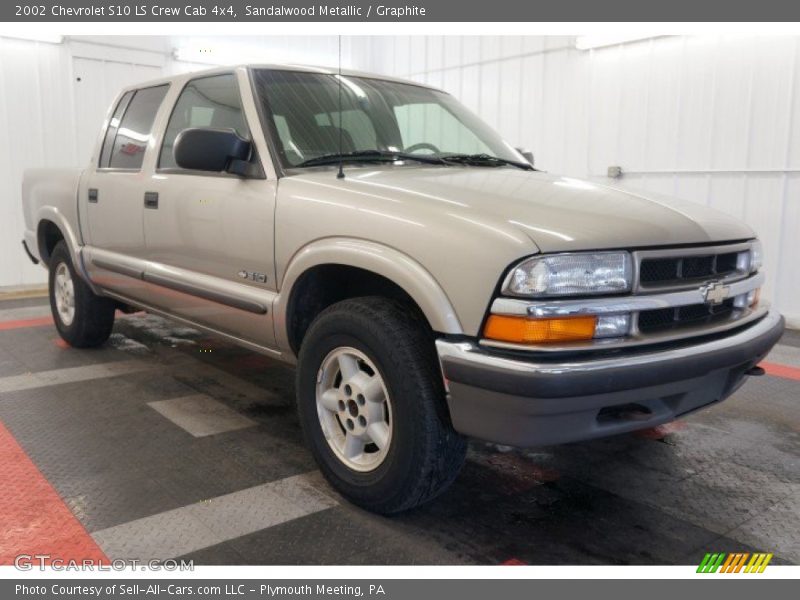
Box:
left=273, top=237, right=464, bottom=356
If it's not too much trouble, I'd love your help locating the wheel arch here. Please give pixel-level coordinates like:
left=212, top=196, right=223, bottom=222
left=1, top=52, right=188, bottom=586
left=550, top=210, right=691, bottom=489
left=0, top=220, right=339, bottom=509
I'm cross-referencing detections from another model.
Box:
left=36, top=219, right=67, bottom=267
left=35, top=209, right=97, bottom=293
left=274, top=238, right=463, bottom=360
left=35, top=208, right=81, bottom=267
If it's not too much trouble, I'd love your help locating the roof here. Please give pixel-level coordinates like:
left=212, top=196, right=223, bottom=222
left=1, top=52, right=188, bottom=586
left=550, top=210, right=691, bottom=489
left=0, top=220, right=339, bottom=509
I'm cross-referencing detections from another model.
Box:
left=117, top=63, right=441, bottom=94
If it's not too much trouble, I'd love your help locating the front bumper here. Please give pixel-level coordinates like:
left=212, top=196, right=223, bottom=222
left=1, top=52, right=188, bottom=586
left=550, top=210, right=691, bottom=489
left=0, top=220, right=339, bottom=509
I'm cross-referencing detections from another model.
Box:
left=436, top=310, right=785, bottom=447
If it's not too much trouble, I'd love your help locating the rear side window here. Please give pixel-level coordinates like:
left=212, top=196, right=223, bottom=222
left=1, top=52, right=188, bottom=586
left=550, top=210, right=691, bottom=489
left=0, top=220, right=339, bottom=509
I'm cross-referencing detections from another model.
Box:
left=159, top=74, right=248, bottom=169
left=99, top=90, right=134, bottom=168
left=105, top=85, right=169, bottom=170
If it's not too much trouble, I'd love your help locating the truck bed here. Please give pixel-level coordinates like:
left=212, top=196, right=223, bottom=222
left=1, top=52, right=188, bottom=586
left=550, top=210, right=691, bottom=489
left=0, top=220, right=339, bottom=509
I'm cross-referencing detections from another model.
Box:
left=22, top=168, right=84, bottom=263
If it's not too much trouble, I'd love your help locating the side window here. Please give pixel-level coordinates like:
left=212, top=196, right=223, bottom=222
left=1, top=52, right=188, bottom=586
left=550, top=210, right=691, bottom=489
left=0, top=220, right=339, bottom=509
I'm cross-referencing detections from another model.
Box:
left=159, top=74, right=248, bottom=169
left=107, top=85, right=169, bottom=170
left=99, top=90, right=134, bottom=168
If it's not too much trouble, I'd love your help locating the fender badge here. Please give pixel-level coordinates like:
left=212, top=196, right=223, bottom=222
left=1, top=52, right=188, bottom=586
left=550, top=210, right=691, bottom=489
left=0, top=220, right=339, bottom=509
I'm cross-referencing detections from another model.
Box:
left=702, top=281, right=730, bottom=305
left=237, top=269, right=268, bottom=284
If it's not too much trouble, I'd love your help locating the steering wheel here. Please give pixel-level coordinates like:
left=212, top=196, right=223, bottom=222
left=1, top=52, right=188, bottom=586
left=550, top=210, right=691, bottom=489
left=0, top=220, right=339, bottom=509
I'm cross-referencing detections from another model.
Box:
left=403, top=142, right=441, bottom=155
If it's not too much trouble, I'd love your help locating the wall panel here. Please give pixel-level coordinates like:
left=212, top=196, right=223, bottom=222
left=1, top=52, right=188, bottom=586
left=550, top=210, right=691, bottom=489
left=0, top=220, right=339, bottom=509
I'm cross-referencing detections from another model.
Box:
left=360, top=35, right=800, bottom=327
left=0, top=34, right=356, bottom=289
left=2, top=34, right=799, bottom=327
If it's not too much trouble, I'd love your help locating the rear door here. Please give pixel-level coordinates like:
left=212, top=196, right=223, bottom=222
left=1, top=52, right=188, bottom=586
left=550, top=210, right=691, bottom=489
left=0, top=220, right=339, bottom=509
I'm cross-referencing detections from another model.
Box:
left=141, top=71, right=278, bottom=349
left=80, top=84, right=170, bottom=302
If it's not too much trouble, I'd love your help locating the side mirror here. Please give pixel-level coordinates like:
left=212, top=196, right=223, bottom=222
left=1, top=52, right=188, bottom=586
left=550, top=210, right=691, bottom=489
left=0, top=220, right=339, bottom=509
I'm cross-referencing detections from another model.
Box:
left=173, top=128, right=252, bottom=175
left=516, top=147, right=534, bottom=166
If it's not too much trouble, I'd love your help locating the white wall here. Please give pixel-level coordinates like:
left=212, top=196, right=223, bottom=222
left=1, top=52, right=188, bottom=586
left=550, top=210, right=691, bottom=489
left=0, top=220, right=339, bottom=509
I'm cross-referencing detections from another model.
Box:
left=1, top=34, right=798, bottom=327
left=359, top=35, right=800, bottom=328
left=0, top=34, right=362, bottom=290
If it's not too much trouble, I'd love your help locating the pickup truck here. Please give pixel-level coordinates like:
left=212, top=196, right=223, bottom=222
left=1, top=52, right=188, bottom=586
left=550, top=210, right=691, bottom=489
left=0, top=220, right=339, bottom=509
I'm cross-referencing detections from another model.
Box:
left=22, top=64, right=784, bottom=514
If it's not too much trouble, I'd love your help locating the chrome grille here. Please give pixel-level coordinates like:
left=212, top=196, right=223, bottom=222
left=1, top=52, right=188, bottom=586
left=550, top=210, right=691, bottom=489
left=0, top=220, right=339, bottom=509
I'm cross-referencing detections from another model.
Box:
left=634, top=242, right=751, bottom=292
left=638, top=298, right=736, bottom=334
left=639, top=251, right=741, bottom=288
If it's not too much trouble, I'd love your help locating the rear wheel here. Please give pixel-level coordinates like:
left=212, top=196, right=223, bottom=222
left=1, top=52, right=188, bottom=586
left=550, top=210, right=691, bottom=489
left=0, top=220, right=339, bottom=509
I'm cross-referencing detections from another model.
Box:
left=296, top=296, right=467, bottom=514
left=48, top=241, right=115, bottom=347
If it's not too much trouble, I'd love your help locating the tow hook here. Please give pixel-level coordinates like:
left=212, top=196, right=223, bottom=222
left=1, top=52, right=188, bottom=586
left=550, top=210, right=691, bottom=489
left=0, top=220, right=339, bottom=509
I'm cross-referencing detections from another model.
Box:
left=746, top=365, right=766, bottom=377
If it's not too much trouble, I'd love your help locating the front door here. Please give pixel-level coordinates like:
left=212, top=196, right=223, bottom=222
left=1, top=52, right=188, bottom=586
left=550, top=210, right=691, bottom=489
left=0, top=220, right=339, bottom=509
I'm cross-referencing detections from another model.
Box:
left=141, top=72, right=278, bottom=349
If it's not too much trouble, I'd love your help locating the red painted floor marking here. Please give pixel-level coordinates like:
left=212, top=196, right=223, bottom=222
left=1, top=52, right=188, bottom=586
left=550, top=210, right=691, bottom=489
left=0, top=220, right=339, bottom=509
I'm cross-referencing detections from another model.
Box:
left=760, top=361, right=800, bottom=382
left=53, top=338, right=70, bottom=349
left=0, top=311, right=140, bottom=336
left=0, top=316, right=53, bottom=331
left=502, top=558, right=528, bottom=565
left=485, top=453, right=561, bottom=495
left=0, top=421, right=107, bottom=566
left=635, top=421, right=688, bottom=440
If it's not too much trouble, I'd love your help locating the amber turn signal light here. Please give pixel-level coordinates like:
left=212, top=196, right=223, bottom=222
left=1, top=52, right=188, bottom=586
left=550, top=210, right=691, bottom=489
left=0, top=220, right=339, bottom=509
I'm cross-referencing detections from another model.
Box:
left=483, top=314, right=598, bottom=344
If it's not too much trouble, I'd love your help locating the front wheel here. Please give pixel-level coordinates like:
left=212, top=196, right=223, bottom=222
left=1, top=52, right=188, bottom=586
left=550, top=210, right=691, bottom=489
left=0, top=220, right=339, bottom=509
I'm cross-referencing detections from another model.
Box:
left=48, top=241, right=116, bottom=347
left=296, top=297, right=467, bottom=514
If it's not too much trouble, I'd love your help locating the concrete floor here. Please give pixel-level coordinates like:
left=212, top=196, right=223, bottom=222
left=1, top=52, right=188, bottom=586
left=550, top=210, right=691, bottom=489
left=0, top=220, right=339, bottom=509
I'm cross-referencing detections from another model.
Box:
left=0, top=295, right=798, bottom=566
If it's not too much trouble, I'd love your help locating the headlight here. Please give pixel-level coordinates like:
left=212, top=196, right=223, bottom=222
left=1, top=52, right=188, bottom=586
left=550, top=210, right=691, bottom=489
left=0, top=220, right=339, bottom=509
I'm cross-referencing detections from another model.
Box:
left=503, top=252, right=632, bottom=297
left=749, top=240, right=763, bottom=273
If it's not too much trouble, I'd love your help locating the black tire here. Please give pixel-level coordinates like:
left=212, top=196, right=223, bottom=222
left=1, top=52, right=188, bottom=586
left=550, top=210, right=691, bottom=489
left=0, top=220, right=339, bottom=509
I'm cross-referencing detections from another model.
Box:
left=296, top=296, right=467, bottom=514
left=48, top=241, right=116, bottom=348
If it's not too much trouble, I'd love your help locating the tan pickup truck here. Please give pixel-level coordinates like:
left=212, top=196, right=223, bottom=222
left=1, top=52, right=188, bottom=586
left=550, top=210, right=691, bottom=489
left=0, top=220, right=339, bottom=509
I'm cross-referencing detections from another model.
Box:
left=21, top=64, right=784, bottom=513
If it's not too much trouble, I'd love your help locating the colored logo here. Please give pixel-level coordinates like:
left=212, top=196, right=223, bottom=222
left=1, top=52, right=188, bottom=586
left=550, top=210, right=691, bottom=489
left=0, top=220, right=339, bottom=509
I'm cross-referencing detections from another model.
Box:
left=697, top=552, right=773, bottom=573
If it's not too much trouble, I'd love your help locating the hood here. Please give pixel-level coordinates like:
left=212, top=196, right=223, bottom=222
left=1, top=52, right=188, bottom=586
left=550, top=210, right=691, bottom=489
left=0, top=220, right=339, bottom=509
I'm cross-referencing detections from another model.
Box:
left=316, top=166, right=754, bottom=253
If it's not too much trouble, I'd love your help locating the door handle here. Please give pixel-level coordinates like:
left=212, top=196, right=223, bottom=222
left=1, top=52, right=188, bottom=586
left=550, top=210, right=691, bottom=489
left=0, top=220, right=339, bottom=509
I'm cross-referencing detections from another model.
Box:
left=88, top=188, right=98, bottom=203
left=144, top=191, right=159, bottom=209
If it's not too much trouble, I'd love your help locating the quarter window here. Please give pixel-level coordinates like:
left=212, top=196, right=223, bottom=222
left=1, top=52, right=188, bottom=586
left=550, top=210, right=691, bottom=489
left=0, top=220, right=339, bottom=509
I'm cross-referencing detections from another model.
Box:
left=99, top=90, right=134, bottom=168
left=159, top=74, right=248, bottom=169
left=106, top=85, right=169, bottom=170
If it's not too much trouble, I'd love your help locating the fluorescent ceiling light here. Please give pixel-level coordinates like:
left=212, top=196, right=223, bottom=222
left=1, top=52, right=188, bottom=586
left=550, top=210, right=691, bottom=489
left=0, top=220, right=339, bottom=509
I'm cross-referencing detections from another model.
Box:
left=173, top=45, right=218, bottom=65
left=173, top=43, right=285, bottom=66
left=575, top=35, right=658, bottom=50
left=1, top=33, right=64, bottom=44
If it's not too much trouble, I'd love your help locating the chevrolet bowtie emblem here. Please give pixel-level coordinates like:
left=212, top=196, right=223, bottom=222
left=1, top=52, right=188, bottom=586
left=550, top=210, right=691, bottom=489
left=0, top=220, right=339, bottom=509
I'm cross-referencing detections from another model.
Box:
left=702, top=281, right=731, bottom=305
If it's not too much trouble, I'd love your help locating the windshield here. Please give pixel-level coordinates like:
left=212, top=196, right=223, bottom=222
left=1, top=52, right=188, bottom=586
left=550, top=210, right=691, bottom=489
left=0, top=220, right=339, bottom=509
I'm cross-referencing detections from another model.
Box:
left=252, top=68, right=524, bottom=169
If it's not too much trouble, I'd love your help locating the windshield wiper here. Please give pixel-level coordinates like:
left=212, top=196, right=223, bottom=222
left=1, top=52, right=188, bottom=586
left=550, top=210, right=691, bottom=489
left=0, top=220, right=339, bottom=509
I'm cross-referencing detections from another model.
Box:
left=296, top=150, right=448, bottom=168
left=440, top=153, right=534, bottom=171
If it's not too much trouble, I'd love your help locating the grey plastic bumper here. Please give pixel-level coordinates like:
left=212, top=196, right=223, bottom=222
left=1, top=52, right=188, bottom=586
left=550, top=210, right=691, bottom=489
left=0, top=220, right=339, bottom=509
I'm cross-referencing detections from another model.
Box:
left=436, top=311, right=785, bottom=447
